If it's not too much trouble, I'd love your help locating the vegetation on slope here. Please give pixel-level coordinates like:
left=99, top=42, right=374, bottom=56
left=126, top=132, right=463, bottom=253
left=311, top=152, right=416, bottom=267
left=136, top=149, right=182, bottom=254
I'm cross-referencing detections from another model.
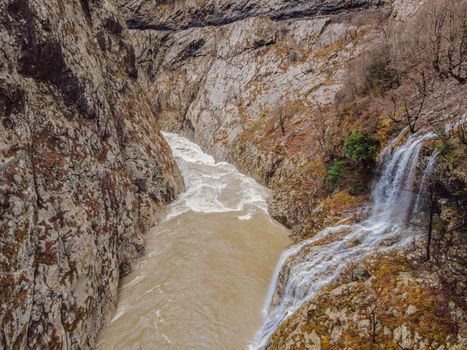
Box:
left=266, top=0, right=466, bottom=348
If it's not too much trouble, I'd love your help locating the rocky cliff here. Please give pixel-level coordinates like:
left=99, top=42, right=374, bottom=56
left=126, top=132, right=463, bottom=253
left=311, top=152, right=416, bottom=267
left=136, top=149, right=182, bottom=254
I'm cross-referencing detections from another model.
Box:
left=117, top=0, right=379, bottom=30
left=119, top=0, right=466, bottom=348
left=0, top=0, right=183, bottom=348
left=122, top=0, right=391, bottom=232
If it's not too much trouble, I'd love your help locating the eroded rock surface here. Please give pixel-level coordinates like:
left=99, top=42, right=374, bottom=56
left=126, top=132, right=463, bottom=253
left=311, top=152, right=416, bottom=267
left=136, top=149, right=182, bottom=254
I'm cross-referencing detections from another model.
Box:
left=117, top=0, right=381, bottom=30
left=0, top=0, right=183, bottom=348
left=118, top=0, right=466, bottom=349
left=123, top=0, right=389, bottom=233
left=268, top=254, right=467, bottom=350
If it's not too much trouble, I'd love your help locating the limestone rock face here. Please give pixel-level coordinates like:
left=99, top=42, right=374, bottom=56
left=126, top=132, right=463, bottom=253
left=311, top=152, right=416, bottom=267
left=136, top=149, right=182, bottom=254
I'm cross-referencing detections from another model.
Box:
left=0, top=0, right=183, bottom=348
left=122, top=0, right=387, bottom=233
left=117, top=0, right=380, bottom=30
left=267, top=254, right=467, bottom=350
left=116, top=0, right=466, bottom=349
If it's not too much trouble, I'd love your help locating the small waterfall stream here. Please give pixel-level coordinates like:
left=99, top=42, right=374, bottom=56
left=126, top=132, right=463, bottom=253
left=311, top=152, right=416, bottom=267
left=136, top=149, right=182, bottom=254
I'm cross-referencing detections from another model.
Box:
left=413, top=149, right=439, bottom=215
left=252, top=132, right=438, bottom=349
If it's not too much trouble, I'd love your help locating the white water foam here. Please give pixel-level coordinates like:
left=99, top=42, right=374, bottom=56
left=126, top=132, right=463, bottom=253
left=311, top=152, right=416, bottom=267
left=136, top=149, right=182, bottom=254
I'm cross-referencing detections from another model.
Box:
left=163, top=132, right=269, bottom=220
left=251, top=132, right=438, bottom=349
left=413, top=149, right=439, bottom=216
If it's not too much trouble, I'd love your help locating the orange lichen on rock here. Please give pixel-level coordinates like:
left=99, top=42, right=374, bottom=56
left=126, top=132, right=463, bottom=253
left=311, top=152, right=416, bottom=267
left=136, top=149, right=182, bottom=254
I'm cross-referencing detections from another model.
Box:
left=268, top=254, right=465, bottom=350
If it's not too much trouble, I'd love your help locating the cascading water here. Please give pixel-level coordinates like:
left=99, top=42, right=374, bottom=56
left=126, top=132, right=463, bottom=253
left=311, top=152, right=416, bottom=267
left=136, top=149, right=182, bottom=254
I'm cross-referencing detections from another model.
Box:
left=251, top=132, right=437, bottom=349
left=413, top=149, right=439, bottom=216
left=371, top=133, right=434, bottom=221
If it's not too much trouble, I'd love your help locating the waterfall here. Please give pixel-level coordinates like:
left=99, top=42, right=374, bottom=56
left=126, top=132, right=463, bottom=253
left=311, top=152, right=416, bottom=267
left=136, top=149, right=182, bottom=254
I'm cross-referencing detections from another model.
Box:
left=371, top=132, right=434, bottom=222
left=251, top=132, right=437, bottom=349
left=413, top=150, right=439, bottom=216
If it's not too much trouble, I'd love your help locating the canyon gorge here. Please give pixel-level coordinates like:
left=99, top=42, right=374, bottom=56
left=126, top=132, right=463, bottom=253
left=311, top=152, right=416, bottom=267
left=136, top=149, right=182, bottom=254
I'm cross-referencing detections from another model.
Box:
left=1, top=0, right=466, bottom=349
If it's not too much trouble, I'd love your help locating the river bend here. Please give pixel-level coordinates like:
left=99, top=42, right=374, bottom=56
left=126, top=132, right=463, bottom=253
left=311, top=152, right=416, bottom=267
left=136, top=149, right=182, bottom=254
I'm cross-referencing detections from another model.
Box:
left=97, top=133, right=291, bottom=350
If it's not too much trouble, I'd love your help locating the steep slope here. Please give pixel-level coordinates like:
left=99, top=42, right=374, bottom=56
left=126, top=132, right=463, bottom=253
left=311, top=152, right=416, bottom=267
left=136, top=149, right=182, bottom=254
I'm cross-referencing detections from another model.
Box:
left=122, top=0, right=389, bottom=231
left=118, top=0, right=466, bottom=348
left=0, top=0, right=183, bottom=348
left=267, top=252, right=467, bottom=350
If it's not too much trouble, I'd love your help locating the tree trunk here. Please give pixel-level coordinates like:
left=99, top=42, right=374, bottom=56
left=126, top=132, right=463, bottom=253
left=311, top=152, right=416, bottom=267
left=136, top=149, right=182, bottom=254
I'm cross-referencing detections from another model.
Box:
left=426, top=187, right=436, bottom=261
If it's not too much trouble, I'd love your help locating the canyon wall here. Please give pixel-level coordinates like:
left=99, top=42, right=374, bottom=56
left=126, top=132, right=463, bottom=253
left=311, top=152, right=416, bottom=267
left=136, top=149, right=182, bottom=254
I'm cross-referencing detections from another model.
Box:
left=1, top=0, right=463, bottom=348
left=117, top=0, right=380, bottom=30
left=120, top=0, right=467, bottom=349
left=0, top=0, right=183, bottom=348
left=122, top=0, right=392, bottom=232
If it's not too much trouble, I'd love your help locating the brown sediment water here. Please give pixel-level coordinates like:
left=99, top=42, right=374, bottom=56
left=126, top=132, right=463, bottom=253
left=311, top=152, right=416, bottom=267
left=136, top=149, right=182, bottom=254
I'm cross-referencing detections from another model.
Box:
left=97, top=133, right=291, bottom=350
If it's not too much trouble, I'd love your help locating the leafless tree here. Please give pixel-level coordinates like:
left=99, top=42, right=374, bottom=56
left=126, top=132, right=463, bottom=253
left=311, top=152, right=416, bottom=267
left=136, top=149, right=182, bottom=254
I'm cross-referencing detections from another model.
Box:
left=424, top=0, right=467, bottom=83
left=456, top=120, right=467, bottom=144
left=387, top=71, right=431, bottom=133
left=363, top=293, right=382, bottom=349
left=368, top=303, right=379, bottom=347
left=312, top=100, right=344, bottom=162
left=272, top=103, right=291, bottom=135
left=425, top=183, right=437, bottom=261
left=272, top=101, right=302, bottom=136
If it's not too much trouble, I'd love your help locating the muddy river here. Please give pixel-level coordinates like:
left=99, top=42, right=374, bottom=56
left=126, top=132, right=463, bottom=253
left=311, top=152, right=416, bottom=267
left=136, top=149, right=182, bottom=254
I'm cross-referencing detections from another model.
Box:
left=97, top=133, right=290, bottom=350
